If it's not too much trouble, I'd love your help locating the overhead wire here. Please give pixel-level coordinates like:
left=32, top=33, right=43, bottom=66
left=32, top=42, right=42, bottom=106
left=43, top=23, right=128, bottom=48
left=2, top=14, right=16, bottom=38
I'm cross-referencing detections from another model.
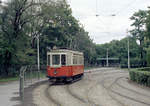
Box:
left=113, top=0, right=139, bottom=16
left=95, top=0, right=144, bottom=36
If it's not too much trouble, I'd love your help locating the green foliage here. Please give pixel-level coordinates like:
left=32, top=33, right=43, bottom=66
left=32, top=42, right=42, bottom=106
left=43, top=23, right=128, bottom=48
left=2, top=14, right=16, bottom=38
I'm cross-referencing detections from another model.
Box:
left=0, top=0, right=96, bottom=77
left=95, top=37, right=141, bottom=67
left=0, top=0, right=37, bottom=76
left=146, top=47, right=150, bottom=66
left=0, top=76, right=19, bottom=82
left=130, top=10, right=148, bottom=67
left=129, top=69, right=150, bottom=86
left=146, top=8, right=150, bottom=39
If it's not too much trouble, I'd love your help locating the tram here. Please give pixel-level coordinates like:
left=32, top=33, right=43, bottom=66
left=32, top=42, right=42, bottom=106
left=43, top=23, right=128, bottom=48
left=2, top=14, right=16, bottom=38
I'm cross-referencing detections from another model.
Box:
left=47, top=49, right=84, bottom=82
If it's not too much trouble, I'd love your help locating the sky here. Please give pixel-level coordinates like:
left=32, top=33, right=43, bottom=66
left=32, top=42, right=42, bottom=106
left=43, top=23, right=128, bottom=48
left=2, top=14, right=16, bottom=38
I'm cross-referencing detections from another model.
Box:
left=67, top=0, right=150, bottom=44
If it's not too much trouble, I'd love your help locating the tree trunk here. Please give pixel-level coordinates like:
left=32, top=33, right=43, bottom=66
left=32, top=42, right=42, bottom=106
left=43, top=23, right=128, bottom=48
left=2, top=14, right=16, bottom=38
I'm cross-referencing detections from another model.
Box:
left=139, top=40, right=144, bottom=67
left=4, top=50, right=12, bottom=76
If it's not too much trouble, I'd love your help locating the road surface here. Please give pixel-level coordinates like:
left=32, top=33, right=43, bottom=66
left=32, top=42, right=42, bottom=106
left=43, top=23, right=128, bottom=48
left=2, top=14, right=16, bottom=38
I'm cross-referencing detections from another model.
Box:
left=0, top=81, right=20, bottom=106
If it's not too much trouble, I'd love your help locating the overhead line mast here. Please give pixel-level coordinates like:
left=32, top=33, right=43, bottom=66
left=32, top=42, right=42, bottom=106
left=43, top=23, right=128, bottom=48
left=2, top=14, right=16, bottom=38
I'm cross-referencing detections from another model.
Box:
left=127, top=29, right=130, bottom=70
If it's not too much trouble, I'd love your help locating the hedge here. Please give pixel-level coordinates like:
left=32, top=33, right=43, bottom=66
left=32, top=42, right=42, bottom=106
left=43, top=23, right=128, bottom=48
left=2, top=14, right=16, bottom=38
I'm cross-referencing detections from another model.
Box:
left=129, top=68, right=150, bottom=87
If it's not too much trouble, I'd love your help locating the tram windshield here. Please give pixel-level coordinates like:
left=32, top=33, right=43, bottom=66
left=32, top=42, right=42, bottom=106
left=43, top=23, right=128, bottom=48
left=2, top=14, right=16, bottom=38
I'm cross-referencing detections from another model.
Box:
left=52, top=54, right=60, bottom=65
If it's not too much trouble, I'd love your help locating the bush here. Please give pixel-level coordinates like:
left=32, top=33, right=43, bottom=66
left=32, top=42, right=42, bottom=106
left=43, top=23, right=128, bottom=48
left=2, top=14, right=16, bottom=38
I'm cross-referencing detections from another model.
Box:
left=129, top=69, right=150, bottom=87
left=148, top=77, right=150, bottom=86
left=146, top=47, right=150, bottom=67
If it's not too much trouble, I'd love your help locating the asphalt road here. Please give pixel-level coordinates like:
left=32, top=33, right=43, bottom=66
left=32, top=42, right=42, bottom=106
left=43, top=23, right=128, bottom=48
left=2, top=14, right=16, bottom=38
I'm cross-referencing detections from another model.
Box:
left=0, top=81, right=20, bottom=106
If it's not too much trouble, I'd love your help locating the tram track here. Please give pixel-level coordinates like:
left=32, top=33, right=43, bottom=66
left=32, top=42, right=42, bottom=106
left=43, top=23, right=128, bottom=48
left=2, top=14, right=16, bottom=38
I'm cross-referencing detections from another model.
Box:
left=66, top=77, right=94, bottom=106
left=65, top=69, right=125, bottom=106
left=113, top=78, right=150, bottom=106
left=116, top=77, right=150, bottom=98
left=45, top=83, right=61, bottom=106
left=96, top=71, right=127, bottom=106
left=66, top=82, right=100, bottom=106
left=46, top=80, right=87, bottom=106
left=66, top=85, right=88, bottom=103
left=85, top=68, right=128, bottom=106
left=100, top=74, right=150, bottom=106
left=31, top=68, right=150, bottom=106
left=100, top=76, right=128, bottom=106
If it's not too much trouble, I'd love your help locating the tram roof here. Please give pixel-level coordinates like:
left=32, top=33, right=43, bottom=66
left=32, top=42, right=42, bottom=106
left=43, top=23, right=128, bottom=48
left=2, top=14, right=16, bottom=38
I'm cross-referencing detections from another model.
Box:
left=47, top=49, right=83, bottom=55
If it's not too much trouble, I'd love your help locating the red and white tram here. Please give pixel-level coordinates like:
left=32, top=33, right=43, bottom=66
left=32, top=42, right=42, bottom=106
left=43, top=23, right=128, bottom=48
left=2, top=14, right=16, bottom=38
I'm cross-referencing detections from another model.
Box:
left=47, top=49, right=84, bottom=82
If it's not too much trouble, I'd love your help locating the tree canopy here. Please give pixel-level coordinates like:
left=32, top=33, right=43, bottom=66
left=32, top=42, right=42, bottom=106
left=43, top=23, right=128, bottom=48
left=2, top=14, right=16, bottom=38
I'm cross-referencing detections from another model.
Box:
left=0, top=0, right=96, bottom=76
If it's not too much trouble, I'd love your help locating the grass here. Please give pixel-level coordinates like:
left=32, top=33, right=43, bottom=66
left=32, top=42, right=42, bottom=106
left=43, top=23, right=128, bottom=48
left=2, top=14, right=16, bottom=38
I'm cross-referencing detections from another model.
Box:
left=0, top=71, right=46, bottom=83
left=0, top=76, right=19, bottom=82
left=84, top=66, right=101, bottom=70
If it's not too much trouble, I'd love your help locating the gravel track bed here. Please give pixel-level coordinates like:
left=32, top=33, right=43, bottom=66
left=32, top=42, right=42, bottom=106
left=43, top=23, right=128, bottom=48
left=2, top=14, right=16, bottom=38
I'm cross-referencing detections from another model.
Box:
left=110, top=78, right=150, bottom=106
left=30, top=68, right=150, bottom=106
left=116, top=77, right=150, bottom=98
left=33, top=82, right=57, bottom=106
left=46, top=84, right=61, bottom=106
left=94, top=71, right=127, bottom=106
left=48, top=85, right=86, bottom=106
left=66, top=77, right=99, bottom=106
left=100, top=73, right=150, bottom=106
left=117, top=77, right=150, bottom=97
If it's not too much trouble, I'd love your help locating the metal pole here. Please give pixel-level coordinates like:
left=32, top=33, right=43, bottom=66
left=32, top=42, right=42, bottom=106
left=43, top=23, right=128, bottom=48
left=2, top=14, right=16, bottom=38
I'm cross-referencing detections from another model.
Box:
left=19, top=67, right=25, bottom=101
left=37, top=0, right=41, bottom=80
left=128, top=37, right=130, bottom=69
left=19, top=70, right=22, bottom=99
left=106, top=48, right=109, bottom=67
left=37, top=36, right=40, bottom=80
left=127, top=30, right=130, bottom=70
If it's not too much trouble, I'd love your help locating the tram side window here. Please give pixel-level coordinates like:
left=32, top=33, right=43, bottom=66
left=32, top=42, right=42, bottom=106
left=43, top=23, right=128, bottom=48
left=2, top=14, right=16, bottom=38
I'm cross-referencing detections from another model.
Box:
left=79, top=56, right=82, bottom=64
left=82, top=57, right=84, bottom=64
left=73, top=55, right=77, bottom=65
left=77, top=56, right=80, bottom=65
left=52, top=55, right=60, bottom=65
left=47, top=55, right=50, bottom=65
left=61, top=55, right=66, bottom=65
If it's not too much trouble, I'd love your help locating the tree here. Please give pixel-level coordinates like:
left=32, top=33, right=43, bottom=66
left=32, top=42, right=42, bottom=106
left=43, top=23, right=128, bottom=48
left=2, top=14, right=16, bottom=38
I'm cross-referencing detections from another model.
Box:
left=130, top=10, right=148, bottom=66
left=0, top=0, right=97, bottom=76
left=0, top=0, right=35, bottom=76
left=146, top=7, right=150, bottom=39
left=32, top=0, right=80, bottom=64
left=146, top=46, right=150, bottom=66
left=95, top=37, right=141, bottom=67
left=73, top=28, right=96, bottom=65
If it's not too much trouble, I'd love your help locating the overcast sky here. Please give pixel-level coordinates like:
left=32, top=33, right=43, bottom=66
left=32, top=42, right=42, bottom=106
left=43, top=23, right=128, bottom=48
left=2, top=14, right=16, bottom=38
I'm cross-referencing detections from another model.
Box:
left=67, top=0, right=150, bottom=44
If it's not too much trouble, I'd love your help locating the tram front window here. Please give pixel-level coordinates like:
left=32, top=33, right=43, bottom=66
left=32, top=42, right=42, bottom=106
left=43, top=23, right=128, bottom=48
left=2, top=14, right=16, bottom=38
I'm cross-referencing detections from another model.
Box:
left=52, top=55, right=60, bottom=65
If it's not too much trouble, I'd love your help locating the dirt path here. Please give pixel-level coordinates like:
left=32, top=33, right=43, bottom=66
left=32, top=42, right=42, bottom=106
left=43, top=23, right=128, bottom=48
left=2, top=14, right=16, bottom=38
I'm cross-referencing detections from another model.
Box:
left=23, top=68, right=150, bottom=106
